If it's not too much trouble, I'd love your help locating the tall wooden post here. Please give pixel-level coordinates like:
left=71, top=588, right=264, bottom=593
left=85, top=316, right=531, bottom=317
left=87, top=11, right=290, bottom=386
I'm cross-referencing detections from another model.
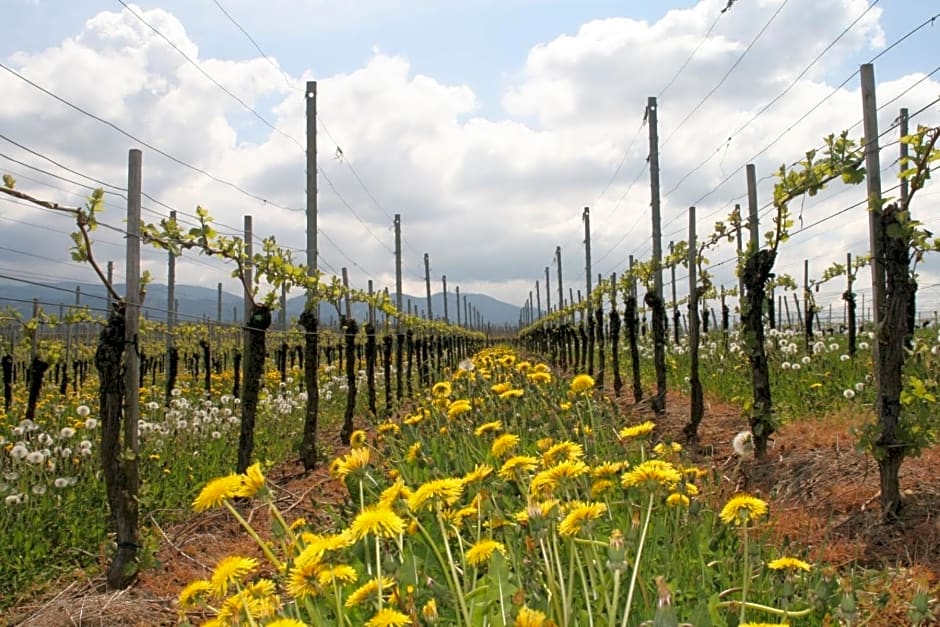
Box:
left=648, top=97, right=663, bottom=302
left=746, top=165, right=759, bottom=250
left=306, top=80, right=318, bottom=274
left=424, top=253, right=433, bottom=320
left=648, top=96, right=666, bottom=414
left=243, top=216, right=253, bottom=326
left=583, top=207, right=593, bottom=308
left=125, top=150, right=142, bottom=453
left=166, top=210, right=176, bottom=357
left=556, top=246, right=564, bottom=315
left=545, top=266, right=552, bottom=314
left=394, top=215, right=403, bottom=320
left=442, top=275, right=449, bottom=323
left=670, top=240, right=678, bottom=343
left=535, top=280, right=542, bottom=319
left=861, top=63, right=885, bottom=328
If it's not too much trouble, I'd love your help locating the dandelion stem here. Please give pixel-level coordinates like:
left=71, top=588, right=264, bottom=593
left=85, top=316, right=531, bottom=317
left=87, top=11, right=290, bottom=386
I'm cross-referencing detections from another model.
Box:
left=574, top=549, right=595, bottom=627
left=435, top=510, right=472, bottom=626
left=741, top=525, right=750, bottom=623
left=715, top=600, right=813, bottom=617
left=609, top=569, right=622, bottom=627
left=222, top=500, right=282, bottom=570
left=622, top=492, right=654, bottom=627
left=375, top=535, right=383, bottom=612
left=551, top=532, right=570, bottom=625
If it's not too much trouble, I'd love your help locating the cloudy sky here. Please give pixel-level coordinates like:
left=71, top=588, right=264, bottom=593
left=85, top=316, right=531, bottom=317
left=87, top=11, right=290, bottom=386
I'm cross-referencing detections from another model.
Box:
left=1, top=0, right=939, bottom=324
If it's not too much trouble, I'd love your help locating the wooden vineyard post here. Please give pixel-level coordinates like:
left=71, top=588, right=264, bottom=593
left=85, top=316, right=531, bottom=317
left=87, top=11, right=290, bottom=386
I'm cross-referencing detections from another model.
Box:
left=647, top=96, right=667, bottom=415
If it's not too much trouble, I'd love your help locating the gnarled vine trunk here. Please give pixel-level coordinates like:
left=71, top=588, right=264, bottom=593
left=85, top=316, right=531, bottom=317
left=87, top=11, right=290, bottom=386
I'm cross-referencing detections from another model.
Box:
left=875, top=204, right=915, bottom=521
left=24, top=357, right=50, bottom=424
left=299, top=309, right=320, bottom=471
left=96, top=305, right=139, bottom=589
left=341, top=317, right=359, bottom=445
left=625, top=297, right=642, bottom=403
left=645, top=290, right=667, bottom=415
left=609, top=309, right=622, bottom=397
left=742, top=249, right=776, bottom=458
left=237, top=304, right=271, bottom=474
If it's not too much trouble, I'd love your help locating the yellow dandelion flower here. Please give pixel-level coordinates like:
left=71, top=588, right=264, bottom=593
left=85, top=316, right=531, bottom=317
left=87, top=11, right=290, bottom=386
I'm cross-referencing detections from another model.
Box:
left=377, top=421, right=400, bottom=435
left=447, top=399, right=473, bottom=419
left=365, top=608, right=411, bottom=627
left=266, top=620, right=308, bottom=627
left=444, top=503, right=479, bottom=528
left=569, top=374, right=595, bottom=394
left=558, top=501, right=607, bottom=537
left=178, top=579, right=211, bottom=609
left=498, top=455, right=539, bottom=480
left=499, top=388, right=524, bottom=399
left=541, top=441, right=584, bottom=466
left=491, top=433, right=521, bottom=458
left=498, top=354, right=516, bottom=368
left=287, top=559, right=322, bottom=599
left=653, top=441, right=682, bottom=457
left=490, top=382, right=511, bottom=395
left=591, top=478, right=616, bottom=498
left=559, top=401, right=572, bottom=411
left=403, top=412, right=424, bottom=426
left=738, top=623, right=790, bottom=627
left=530, top=460, right=590, bottom=497
left=298, top=531, right=355, bottom=566
left=527, top=371, right=552, bottom=384
left=217, top=591, right=264, bottom=622
left=515, top=606, right=548, bottom=626
left=316, top=564, right=359, bottom=587
left=536, top=437, right=554, bottom=451
left=592, top=461, right=628, bottom=477
left=767, top=556, right=812, bottom=572
left=210, top=555, right=258, bottom=596
left=344, top=576, right=395, bottom=608
left=192, top=474, right=241, bottom=512
left=431, top=381, right=452, bottom=398
left=474, top=420, right=503, bottom=436
left=534, top=363, right=551, bottom=373
left=515, top=360, right=532, bottom=372
left=329, top=458, right=344, bottom=477
left=618, top=420, right=656, bottom=440
left=406, top=441, right=422, bottom=463
left=720, top=494, right=769, bottom=526
left=462, top=463, right=494, bottom=484
left=378, top=477, right=412, bottom=508
left=466, top=539, right=506, bottom=566
left=684, top=482, right=700, bottom=496
left=407, top=477, right=465, bottom=511
left=334, top=447, right=370, bottom=479
left=666, top=493, right=690, bottom=507
left=349, top=505, right=406, bottom=540
left=236, top=462, right=265, bottom=498
left=350, top=429, right=368, bottom=449
left=289, top=517, right=308, bottom=531
left=620, top=459, right=682, bottom=490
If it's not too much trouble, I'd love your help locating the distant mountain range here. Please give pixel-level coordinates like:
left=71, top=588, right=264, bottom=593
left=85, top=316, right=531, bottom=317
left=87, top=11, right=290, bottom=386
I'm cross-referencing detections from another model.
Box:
left=0, top=281, right=522, bottom=329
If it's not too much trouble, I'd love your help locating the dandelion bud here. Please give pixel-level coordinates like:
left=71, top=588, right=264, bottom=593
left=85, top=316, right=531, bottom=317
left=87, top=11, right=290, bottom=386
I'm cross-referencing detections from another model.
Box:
left=606, top=529, right=628, bottom=573
left=421, top=598, right=439, bottom=623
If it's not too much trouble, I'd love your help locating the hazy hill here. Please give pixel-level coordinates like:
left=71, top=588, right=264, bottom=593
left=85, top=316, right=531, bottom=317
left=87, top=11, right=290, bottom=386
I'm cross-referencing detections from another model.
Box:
left=0, top=281, right=521, bottom=329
